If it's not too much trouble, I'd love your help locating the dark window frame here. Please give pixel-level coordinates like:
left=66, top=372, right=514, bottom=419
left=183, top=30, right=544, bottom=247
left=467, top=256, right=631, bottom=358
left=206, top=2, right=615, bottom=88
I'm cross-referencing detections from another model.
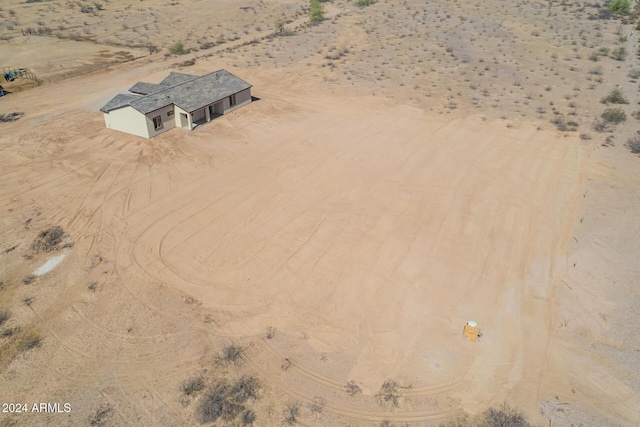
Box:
left=153, top=115, right=163, bottom=130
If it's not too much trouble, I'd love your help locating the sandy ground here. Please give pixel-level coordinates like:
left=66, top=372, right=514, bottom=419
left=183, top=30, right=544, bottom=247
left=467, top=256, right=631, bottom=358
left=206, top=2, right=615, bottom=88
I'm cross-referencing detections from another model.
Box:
left=0, top=1, right=640, bottom=426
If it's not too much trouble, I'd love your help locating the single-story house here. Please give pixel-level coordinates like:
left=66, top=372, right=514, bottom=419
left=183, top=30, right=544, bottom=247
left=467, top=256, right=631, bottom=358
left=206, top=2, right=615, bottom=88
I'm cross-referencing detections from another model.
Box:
left=100, top=69, right=252, bottom=138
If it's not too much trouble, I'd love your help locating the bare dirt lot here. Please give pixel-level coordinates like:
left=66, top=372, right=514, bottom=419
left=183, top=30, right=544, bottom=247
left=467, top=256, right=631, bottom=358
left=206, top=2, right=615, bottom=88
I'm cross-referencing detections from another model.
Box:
left=1, top=0, right=640, bottom=426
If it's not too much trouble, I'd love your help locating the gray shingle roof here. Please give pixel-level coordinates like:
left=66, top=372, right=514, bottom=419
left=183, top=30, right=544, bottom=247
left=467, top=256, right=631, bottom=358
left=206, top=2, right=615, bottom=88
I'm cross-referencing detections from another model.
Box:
left=129, top=82, right=166, bottom=95
left=99, top=93, right=142, bottom=113
left=159, top=72, right=198, bottom=86
left=100, top=69, right=252, bottom=114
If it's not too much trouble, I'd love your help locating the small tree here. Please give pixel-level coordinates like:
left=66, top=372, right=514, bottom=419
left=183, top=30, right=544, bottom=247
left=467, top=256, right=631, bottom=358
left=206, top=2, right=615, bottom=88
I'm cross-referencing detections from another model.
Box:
left=168, top=40, right=187, bottom=55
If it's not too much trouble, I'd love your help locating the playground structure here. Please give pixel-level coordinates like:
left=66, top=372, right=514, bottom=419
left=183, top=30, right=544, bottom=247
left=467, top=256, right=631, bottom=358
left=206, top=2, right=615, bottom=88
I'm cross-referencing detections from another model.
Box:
left=1, top=67, right=41, bottom=86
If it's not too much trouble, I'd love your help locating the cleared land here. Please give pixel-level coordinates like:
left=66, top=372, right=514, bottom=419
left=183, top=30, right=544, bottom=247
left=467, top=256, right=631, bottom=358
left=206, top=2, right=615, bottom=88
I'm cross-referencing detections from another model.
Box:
left=1, top=0, right=639, bottom=426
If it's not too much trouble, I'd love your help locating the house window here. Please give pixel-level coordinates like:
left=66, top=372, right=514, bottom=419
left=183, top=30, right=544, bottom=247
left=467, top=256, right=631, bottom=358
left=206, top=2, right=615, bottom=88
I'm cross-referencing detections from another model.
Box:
left=153, top=115, right=163, bottom=130
left=229, top=93, right=237, bottom=107
left=167, top=110, right=174, bottom=116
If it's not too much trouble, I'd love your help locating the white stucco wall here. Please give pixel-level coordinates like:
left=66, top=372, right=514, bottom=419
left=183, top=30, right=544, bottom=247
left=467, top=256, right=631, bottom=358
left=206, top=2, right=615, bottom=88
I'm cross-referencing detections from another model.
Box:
left=103, top=106, right=150, bottom=138
left=174, top=105, right=192, bottom=130
left=221, top=88, right=252, bottom=114
left=145, top=104, right=176, bottom=138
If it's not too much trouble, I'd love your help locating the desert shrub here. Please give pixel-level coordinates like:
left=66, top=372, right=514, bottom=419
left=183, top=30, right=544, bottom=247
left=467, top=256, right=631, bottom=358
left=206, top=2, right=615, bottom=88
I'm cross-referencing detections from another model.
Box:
left=610, top=46, right=627, bottom=61
left=0, top=112, right=25, bottom=122
left=89, top=404, right=113, bottom=426
left=22, top=275, right=36, bottom=285
left=168, top=40, right=187, bottom=55
left=345, top=380, right=362, bottom=396
left=217, top=344, right=244, bottom=365
left=608, top=0, right=631, bottom=14
left=626, top=136, right=640, bottom=153
left=550, top=116, right=577, bottom=131
left=356, top=0, right=378, bottom=6
left=308, top=397, right=324, bottom=417
left=241, top=409, right=257, bottom=426
left=601, top=107, right=627, bottom=124
left=26, top=0, right=43, bottom=3
left=376, top=379, right=401, bottom=407
left=274, top=19, right=295, bottom=36
left=31, top=226, right=65, bottom=253
left=230, top=376, right=260, bottom=404
left=309, top=0, right=325, bottom=22
left=275, top=19, right=285, bottom=34
left=181, top=375, right=205, bottom=396
left=1, top=327, right=19, bottom=338
left=265, top=326, right=276, bottom=339
left=80, top=5, right=94, bottom=13
left=282, top=402, right=300, bottom=425
left=19, top=330, right=42, bottom=351
left=197, top=377, right=260, bottom=424
left=482, top=402, right=530, bottom=427
left=0, top=310, right=9, bottom=327
left=593, top=118, right=609, bottom=132
left=94, top=2, right=103, bottom=10
left=601, top=88, right=628, bottom=104
left=628, top=69, right=640, bottom=80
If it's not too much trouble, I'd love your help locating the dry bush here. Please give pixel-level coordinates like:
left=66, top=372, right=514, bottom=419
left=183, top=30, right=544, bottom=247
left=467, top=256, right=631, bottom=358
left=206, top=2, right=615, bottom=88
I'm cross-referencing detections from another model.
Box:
left=1, top=327, right=20, bottom=338
left=0, top=327, right=43, bottom=371
left=601, top=88, right=628, bottom=104
left=345, top=380, right=362, bottom=396
left=196, top=376, right=260, bottom=424
left=308, top=396, right=325, bottom=418
left=376, top=379, right=402, bottom=407
left=19, top=329, right=42, bottom=351
left=265, top=326, right=276, bottom=339
left=626, top=136, right=640, bottom=153
left=31, top=226, right=65, bottom=253
left=217, top=344, right=245, bottom=366
left=282, top=402, right=300, bottom=425
left=601, top=107, right=627, bottom=124
left=610, top=46, right=627, bottom=61
left=0, top=112, right=24, bottom=122
left=241, top=409, right=257, bottom=426
left=180, top=375, right=205, bottom=396
left=592, top=118, right=609, bottom=132
left=482, top=402, right=530, bottom=427
left=230, top=376, right=260, bottom=403
left=89, top=404, right=113, bottom=426
left=0, top=310, right=10, bottom=327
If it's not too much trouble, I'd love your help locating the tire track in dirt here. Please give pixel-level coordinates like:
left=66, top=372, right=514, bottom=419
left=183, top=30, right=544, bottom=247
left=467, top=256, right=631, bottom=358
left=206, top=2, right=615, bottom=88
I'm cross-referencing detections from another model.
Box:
left=239, top=341, right=463, bottom=423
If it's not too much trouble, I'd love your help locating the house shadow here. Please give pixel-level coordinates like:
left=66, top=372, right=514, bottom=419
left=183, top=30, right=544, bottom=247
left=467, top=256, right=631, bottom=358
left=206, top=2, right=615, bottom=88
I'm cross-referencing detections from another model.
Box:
left=251, top=96, right=261, bottom=102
